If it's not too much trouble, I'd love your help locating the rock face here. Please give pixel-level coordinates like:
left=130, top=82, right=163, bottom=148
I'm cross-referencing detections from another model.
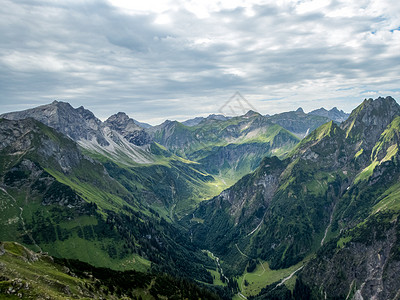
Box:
left=5, top=158, right=85, bottom=208
left=300, top=213, right=400, bottom=300
left=342, top=96, right=400, bottom=152
left=0, top=101, right=155, bottom=164
left=0, top=118, right=83, bottom=173
left=104, top=112, right=152, bottom=146
left=1, top=101, right=108, bottom=146
left=0, top=100, right=154, bottom=148
left=191, top=156, right=288, bottom=254
left=309, top=106, right=350, bottom=123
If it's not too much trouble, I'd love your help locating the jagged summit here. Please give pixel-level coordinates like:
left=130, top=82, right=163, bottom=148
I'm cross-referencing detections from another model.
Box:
left=158, top=119, right=179, bottom=127
left=0, top=100, right=107, bottom=145
left=0, top=101, right=155, bottom=156
left=105, top=112, right=151, bottom=146
left=105, top=112, right=136, bottom=127
left=182, top=116, right=205, bottom=126
left=207, top=114, right=230, bottom=121
left=182, top=114, right=230, bottom=126
left=106, top=112, right=152, bottom=129
left=341, top=96, right=400, bottom=148
left=309, top=106, right=349, bottom=123
left=331, top=107, right=339, bottom=112
left=243, top=110, right=261, bottom=118
left=109, top=111, right=130, bottom=119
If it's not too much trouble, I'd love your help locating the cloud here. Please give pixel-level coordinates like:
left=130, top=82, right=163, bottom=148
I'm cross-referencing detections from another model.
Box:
left=0, top=0, right=399, bottom=124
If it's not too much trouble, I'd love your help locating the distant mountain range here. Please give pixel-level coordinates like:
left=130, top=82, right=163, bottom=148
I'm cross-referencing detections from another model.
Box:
left=1, top=97, right=399, bottom=300
left=182, top=114, right=231, bottom=126
left=181, top=107, right=349, bottom=136
left=309, top=106, right=349, bottom=122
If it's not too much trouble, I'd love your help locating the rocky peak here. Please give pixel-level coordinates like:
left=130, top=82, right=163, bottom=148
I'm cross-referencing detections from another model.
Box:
left=105, top=112, right=152, bottom=130
left=194, top=114, right=231, bottom=126
left=243, top=110, right=261, bottom=118
left=207, top=114, right=229, bottom=121
left=76, top=105, right=100, bottom=122
left=106, top=112, right=129, bottom=122
left=296, top=107, right=304, bottom=113
left=341, top=96, right=400, bottom=149
left=159, top=120, right=180, bottom=129
left=0, top=118, right=83, bottom=173
left=105, top=112, right=138, bottom=130
left=331, top=107, right=339, bottom=113
left=182, top=116, right=205, bottom=127
left=313, top=107, right=328, bottom=113
left=292, top=120, right=345, bottom=164
left=104, top=112, right=151, bottom=146
left=0, top=101, right=107, bottom=146
left=309, top=106, right=349, bottom=123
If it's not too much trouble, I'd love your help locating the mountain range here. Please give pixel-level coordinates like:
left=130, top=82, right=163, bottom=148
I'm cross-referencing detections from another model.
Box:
left=0, top=97, right=399, bottom=300
left=186, top=96, right=400, bottom=299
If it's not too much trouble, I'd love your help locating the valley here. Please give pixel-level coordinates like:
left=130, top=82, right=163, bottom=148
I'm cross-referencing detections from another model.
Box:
left=1, top=97, right=400, bottom=299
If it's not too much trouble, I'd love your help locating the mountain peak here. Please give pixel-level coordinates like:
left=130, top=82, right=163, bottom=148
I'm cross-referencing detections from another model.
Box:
left=105, top=112, right=151, bottom=146
left=342, top=96, right=400, bottom=147
left=331, top=107, right=339, bottom=113
left=309, top=106, right=349, bottom=123
left=361, top=96, right=397, bottom=107
left=0, top=100, right=107, bottom=145
left=207, top=114, right=228, bottom=120
left=314, top=107, right=328, bottom=113
left=116, top=111, right=128, bottom=117
left=49, top=100, right=73, bottom=109
left=357, top=96, right=398, bottom=116
left=182, top=116, right=205, bottom=126
left=106, top=112, right=152, bottom=128
left=296, top=107, right=304, bottom=113
left=295, top=120, right=344, bottom=153
left=243, top=110, right=261, bottom=118
left=106, top=112, right=130, bottom=124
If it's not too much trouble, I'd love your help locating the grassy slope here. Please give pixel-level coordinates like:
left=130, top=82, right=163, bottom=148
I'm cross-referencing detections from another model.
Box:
left=0, top=177, right=150, bottom=272
left=0, top=242, right=93, bottom=300
left=0, top=242, right=221, bottom=300
left=0, top=119, right=217, bottom=282
left=0, top=120, right=151, bottom=271
left=82, top=143, right=230, bottom=219
left=236, top=259, right=308, bottom=297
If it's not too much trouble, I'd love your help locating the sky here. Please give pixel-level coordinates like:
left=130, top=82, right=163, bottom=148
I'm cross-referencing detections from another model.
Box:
left=1, top=0, right=399, bottom=124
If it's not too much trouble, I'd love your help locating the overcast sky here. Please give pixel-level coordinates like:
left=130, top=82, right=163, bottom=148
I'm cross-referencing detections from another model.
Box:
left=1, top=0, right=399, bottom=124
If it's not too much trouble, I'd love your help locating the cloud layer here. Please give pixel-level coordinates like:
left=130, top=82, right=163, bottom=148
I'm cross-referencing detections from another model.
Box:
left=1, top=0, right=399, bottom=124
